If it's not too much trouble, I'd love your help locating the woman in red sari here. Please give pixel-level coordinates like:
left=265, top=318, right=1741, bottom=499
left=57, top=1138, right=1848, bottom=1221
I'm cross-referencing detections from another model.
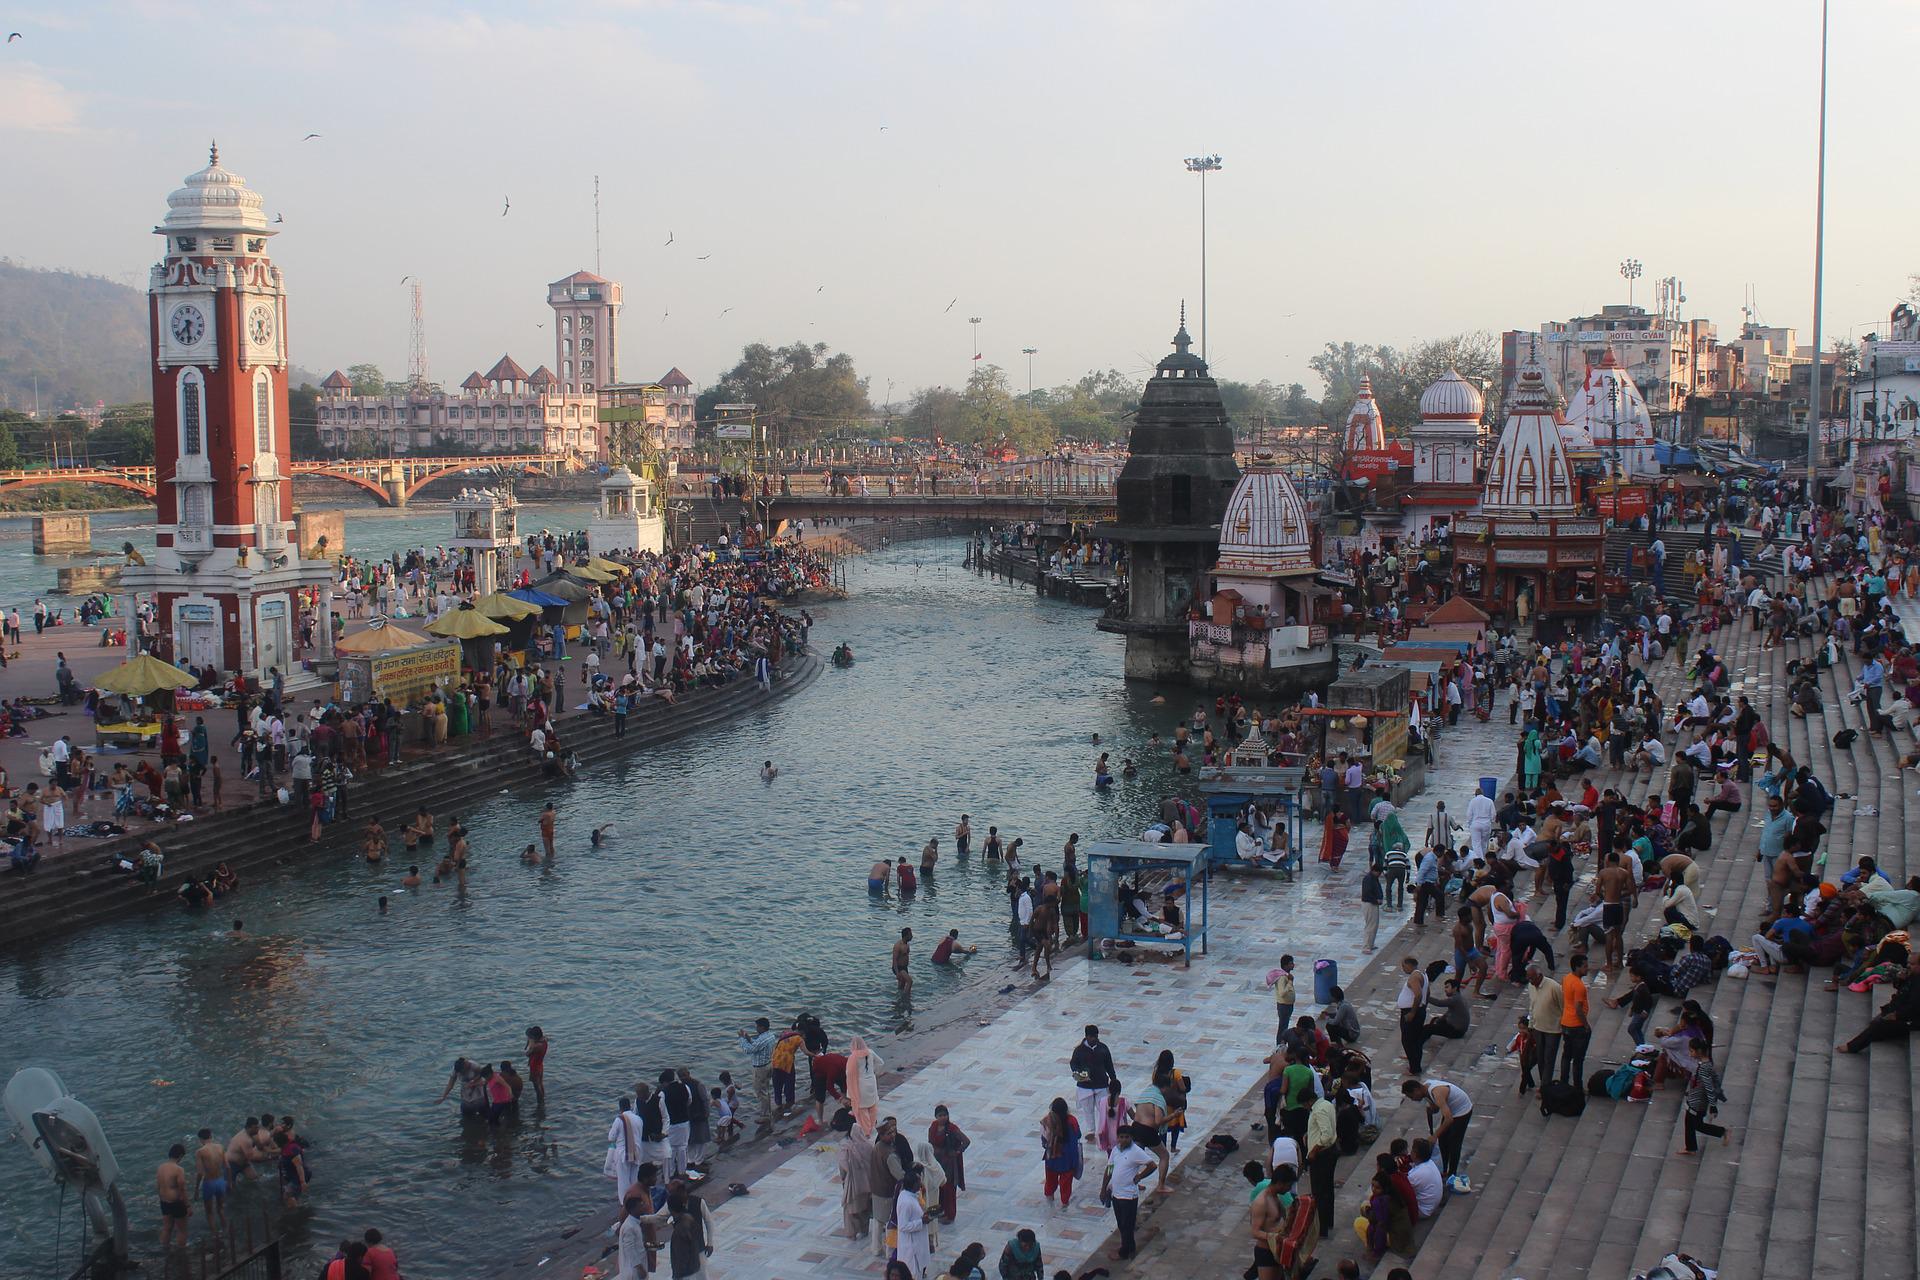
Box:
left=925, top=1105, right=969, bottom=1223
left=1319, top=808, right=1351, bottom=869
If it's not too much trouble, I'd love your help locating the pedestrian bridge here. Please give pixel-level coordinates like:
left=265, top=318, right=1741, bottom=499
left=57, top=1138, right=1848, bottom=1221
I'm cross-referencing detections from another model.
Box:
left=0, top=455, right=575, bottom=508
left=763, top=488, right=1116, bottom=526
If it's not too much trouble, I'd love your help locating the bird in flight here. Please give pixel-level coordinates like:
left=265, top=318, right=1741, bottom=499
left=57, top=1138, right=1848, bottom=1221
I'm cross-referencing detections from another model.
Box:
left=502, top=197, right=511, bottom=217
left=718, top=307, right=733, bottom=317
left=301, top=133, right=321, bottom=141
left=696, top=254, right=711, bottom=261
left=817, top=285, right=824, bottom=293
left=879, top=126, right=888, bottom=132
left=944, top=298, right=956, bottom=313
left=400, top=275, right=411, bottom=285
left=664, top=231, right=674, bottom=246
left=7, top=32, right=22, bottom=42
left=273, top=214, right=284, bottom=223
left=535, top=321, right=545, bottom=328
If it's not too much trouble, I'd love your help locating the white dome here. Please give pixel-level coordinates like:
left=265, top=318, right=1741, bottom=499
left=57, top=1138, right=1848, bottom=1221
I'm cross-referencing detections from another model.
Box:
left=1483, top=353, right=1576, bottom=516
left=1215, top=461, right=1315, bottom=576
left=1418, top=368, right=1484, bottom=423
left=1343, top=374, right=1387, bottom=452
left=1564, top=349, right=1655, bottom=448
left=599, top=465, right=641, bottom=489
left=156, top=143, right=273, bottom=236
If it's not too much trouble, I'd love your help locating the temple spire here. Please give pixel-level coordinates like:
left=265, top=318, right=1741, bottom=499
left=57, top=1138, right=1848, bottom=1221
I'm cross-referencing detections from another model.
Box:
left=1172, top=302, right=1192, bottom=355
left=209, top=138, right=219, bottom=167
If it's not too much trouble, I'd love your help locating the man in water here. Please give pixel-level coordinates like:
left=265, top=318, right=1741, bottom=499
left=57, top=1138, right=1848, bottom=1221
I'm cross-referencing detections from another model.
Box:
left=539, top=802, right=558, bottom=859
left=931, top=929, right=976, bottom=965
left=156, top=1143, right=190, bottom=1248
left=761, top=760, right=779, bottom=780
left=892, top=927, right=914, bottom=996
left=401, top=865, right=422, bottom=889
left=954, top=814, right=971, bottom=858
left=194, top=1127, right=229, bottom=1234
left=225, top=1118, right=260, bottom=1185
left=868, top=859, right=891, bottom=896
left=920, top=837, right=939, bottom=877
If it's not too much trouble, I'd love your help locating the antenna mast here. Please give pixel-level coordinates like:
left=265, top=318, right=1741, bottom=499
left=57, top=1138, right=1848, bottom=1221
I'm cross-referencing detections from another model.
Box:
left=594, top=175, right=602, bottom=277
left=409, top=281, right=429, bottom=388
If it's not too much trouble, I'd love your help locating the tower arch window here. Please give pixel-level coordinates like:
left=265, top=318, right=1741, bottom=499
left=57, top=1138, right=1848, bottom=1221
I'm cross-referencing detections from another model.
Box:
left=254, top=370, right=275, bottom=454
left=178, top=368, right=205, bottom=456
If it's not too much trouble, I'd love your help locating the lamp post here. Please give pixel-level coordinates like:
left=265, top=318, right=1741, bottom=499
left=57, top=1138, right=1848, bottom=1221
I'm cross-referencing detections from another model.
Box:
left=1021, top=347, right=1037, bottom=396
left=1806, top=0, right=1830, bottom=480
left=968, top=316, right=982, bottom=375
left=1183, top=153, right=1223, bottom=361
left=1619, top=258, right=1643, bottom=309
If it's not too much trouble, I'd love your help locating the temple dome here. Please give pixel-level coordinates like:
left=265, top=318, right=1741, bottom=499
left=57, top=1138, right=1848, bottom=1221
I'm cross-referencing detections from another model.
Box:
left=156, top=142, right=272, bottom=236
left=1213, top=456, right=1315, bottom=576
left=1564, top=348, right=1655, bottom=449
left=1342, top=374, right=1387, bottom=452
left=1482, top=351, right=1576, bottom=516
left=1418, top=368, right=1484, bottom=424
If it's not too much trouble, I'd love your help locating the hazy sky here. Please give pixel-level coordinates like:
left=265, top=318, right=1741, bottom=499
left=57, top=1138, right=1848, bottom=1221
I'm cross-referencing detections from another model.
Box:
left=4, top=0, right=1914, bottom=402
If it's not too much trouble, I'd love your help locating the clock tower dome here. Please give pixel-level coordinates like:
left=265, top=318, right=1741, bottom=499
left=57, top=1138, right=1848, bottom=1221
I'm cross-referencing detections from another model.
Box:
left=125, top=144, right=333, bottom=681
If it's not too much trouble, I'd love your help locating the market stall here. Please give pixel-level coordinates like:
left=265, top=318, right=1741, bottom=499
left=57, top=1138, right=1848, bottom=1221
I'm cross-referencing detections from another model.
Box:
left=1083, top=841, right=1210, bottom=968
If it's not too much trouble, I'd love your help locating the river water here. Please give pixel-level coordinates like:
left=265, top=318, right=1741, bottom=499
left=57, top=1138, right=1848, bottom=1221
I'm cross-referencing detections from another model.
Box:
left=0, top=537, right=1197, bottom=1277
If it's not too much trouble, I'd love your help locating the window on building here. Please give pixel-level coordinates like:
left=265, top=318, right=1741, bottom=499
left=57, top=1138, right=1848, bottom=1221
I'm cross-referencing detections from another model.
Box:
left=1168, top=475, right=1192, bottom=524
left=211, top=237, right=235, bottom=252
left=564, top=338, right=573, bottom=357
left=181, top=485, right=209, bottom=530
left=560, top=316, right=571, bottom=335
left=176, top=237, right=198, bottom=253
left=254, top=373, right=274, bottom=453
left=179, top=370, right=204, bottom=456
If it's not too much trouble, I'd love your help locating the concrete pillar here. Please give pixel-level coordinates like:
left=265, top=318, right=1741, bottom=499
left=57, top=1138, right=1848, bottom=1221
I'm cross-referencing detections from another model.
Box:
left=32, top=514, right=91, bottom=554
left=385, top=479, right=408, bottom=507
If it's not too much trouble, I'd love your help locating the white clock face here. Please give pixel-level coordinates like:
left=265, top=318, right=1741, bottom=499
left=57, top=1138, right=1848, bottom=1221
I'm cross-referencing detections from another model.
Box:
left=247, top=304, right=275, bottom=347
left=170, top=304, right=206, bottom=346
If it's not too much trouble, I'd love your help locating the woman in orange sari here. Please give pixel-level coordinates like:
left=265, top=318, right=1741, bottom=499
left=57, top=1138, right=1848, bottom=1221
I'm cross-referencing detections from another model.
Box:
left=1319, top=808, right=1350, bottom=869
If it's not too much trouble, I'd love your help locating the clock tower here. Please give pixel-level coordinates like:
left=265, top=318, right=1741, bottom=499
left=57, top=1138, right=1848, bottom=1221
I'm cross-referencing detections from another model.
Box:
left=124, top=144, right=333, bottom=681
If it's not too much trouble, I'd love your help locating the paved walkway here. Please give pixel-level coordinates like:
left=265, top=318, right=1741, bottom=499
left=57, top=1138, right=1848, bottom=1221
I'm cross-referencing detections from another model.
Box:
left=699, top=711, right=1520, bottom=1279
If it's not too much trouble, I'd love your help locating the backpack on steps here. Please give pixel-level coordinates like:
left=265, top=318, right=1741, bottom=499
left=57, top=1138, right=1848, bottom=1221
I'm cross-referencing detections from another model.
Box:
left=1588, top=1069, right=1616, bottom=1099
left=1540, top=1080, right=1586, bottom=1117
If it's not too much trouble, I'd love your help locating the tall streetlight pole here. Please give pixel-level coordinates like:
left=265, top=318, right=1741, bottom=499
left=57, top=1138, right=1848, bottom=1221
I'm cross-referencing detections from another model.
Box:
left=1183, top=154, right=1223, bottom=362
left=968, top=316, right=982, bottom=375
left=1022, top=347, right=1038, bottom=396
left=1619, top=258, right=1643, bottom=309
left=1806, top=0, right=1831, bottom=481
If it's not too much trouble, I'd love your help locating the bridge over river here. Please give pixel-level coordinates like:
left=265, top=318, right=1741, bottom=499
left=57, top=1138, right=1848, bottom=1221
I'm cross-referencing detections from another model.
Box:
left=0, top=454, right=575, bottom=507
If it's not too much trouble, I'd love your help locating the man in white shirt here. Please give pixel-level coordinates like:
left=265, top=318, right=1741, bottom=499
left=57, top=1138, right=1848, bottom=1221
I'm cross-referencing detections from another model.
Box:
left=1465, top=790, right=1497, bottom=861
left=1269, top=1132, right=1302, bottom=1176
left=1405, top=1137, right=1444, bottom=1218
left=1103, top=1127, right=1156, bottom=1261
left=1016, top=884, right=1034, bottom=964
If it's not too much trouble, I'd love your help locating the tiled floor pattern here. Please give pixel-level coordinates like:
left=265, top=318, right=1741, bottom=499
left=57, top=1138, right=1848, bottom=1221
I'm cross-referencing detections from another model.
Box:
left=702, top=710, right=1519, bottom=1278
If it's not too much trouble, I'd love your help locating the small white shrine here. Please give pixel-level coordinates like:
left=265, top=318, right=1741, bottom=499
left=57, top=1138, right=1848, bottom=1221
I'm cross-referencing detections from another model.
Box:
left=587, top=466, right=665, bottom=556
left=449, top=487, right=519, bottom=596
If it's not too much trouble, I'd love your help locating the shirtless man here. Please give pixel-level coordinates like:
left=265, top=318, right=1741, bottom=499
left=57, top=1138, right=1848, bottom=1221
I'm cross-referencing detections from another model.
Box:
left=1765, top=840, right=1802, bottom=924
left=1596, top=852, right=1636, bottom=972
left=363, top=818, right=388, bottom=864
left=920, top=837, right=939, bottom=876
left=539, top=802, right=558, bottom=859
left=156, top=1143, right=191, bottom=1247
left=1029, top=891, right=1058, bottom=980
left=1659, top=851, right=1701, bottom=896
left=520, top=843, right=542, bottom=865
left=194, top=1128, right=230, bottom=1233
left=891, top=927, right=913, bottom=996
left=868, top=859, right=891, bottom=896
left=401, top=865, right=422, bottom=890
left=954, top=814, right=971, bottom=858
left=450, top=824, right=470, bottom=890
left=1249, top=1166, right=1288, bottom=1279
left=226, top=1117, right=261, bottom=1184
left=404, top=808, right=434, bottom=848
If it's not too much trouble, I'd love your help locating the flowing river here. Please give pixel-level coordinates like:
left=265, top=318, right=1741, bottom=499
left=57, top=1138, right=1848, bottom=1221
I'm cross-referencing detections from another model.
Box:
left=0, top=535, right=1198, bottom=1277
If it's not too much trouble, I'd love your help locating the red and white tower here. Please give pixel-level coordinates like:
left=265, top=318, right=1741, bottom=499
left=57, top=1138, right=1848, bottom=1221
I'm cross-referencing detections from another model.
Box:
left=124, top=144, right=332, bottom=680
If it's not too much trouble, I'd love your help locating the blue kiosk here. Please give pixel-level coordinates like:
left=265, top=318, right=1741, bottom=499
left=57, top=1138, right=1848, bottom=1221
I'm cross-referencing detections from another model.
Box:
left=1083, top=841, right=1210, bottom=968
left=1196, top=726, right=1307, bottom=876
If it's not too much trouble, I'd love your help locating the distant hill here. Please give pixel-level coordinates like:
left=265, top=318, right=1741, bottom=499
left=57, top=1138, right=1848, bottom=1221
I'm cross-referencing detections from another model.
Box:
left=0, top=260, right=321, bottom=414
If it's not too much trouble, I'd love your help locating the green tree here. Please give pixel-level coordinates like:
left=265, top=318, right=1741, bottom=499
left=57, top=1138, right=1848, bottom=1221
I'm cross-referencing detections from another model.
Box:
left=287, top=383, right=322, bottom=458
left=89, top=404, right=155, bottom=465
left=0, top=414, right=19, bottom=469
left=696, top=342, right=873, bottom=447
left=347, top=364, right=389, bottom=395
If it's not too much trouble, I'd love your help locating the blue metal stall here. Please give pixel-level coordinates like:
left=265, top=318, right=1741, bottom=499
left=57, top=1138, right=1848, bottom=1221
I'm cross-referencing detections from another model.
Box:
left=1084, top=841, right=1210, bottom=968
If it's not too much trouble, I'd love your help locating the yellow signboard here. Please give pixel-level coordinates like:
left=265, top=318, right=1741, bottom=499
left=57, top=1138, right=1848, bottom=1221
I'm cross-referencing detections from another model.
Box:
left=340, top=642, right=461, bottom=706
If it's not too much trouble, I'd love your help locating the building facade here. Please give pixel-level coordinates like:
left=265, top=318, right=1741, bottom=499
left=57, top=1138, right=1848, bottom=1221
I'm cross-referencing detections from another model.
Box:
left=124, top=146, right=333, bottom=678
left=1511, top=304, right=1717, bottom=418
left=547, top=270, right=621, bottom=395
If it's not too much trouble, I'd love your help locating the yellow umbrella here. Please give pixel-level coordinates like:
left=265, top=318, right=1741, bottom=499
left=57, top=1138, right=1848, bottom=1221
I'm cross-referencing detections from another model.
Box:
left=586, top=556, right=630, bottom=576
left=473, top=591, right=543, bottom=620
left=335, top=621, right=433, bottom=654
left=565, top=561, right=615, bottom=583
left=426, top=609, right=509, bottom=639
left=93, top=654, right=197, bottom=696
